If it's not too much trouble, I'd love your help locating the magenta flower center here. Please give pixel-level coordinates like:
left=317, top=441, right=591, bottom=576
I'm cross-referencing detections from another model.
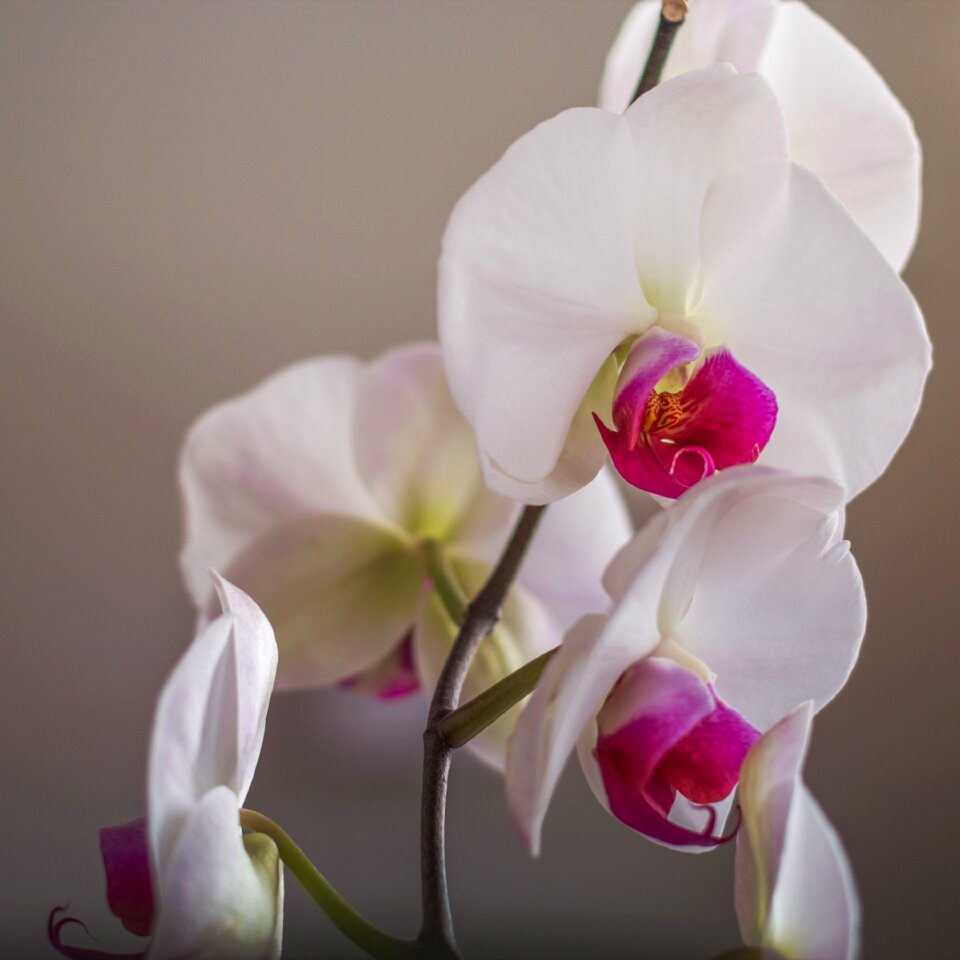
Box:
left=339, top=631, right=419, bottom=700
left=594, top=657, right=760, bottom=847
left=99, top=818, right=154, bottom=938
left=594, top=328, right=778, bottom=498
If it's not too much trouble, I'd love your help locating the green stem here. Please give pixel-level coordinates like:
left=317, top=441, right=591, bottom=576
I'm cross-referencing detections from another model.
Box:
left=422, top=539, right=467, bottom=625
left=437, top=648, right=557, bottom=748
left=239, top=809, right=425, bottom=960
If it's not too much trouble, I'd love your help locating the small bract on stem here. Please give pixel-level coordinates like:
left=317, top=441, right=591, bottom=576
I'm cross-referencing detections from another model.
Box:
left=418, top=504, right=545, bottom=957
left=437, top=648, right=557, bottom=749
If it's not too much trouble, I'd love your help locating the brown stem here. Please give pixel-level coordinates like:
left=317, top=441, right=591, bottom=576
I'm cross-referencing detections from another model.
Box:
left=416, top=3, right=688, bottom=945
left=630, top=1, right=688, bottom=105
left=417, top=505, right=546, bottom=956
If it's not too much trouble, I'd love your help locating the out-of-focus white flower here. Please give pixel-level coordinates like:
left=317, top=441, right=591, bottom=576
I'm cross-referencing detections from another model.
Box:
left=736, top=702, right=860, bottom=960
left=600, top=0, right=920, bottom=272
left=145, top=576, right=282, bottom=959
left=507, top=466, right=865, bottom=855
left=439, top=67, right=929, bottom=504
left=52, top=576, right=283, bottom=960
left=179, top=342, right=631, bottom=767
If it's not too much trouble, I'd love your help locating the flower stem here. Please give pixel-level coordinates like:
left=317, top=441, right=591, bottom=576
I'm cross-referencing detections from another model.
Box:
left=436, top=648, right=556, bottom=748
left=630, top=0, right=688, bottom=104
left=239, top=809, right=425, bottom=960
left=418, top=504, right=546, bottom=957
left=422, top=539, right=468, bottom=625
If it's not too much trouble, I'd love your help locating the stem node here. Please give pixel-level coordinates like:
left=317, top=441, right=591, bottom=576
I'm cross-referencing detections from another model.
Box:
left=418, top=505, right=546, bottom=955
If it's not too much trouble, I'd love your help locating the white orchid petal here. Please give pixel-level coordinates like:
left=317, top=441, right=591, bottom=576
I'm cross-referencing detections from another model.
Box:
left=623, top=65, right=787, bottom=315
left=507, top=615, right=611, bottom=855
left=765, top=788, right=860, bottom=959
left=676, top=473, right=864, bottom=730
left=439, top=107, right=648, bottom=495
left=622, top=465, right=862, bottom=730
left=507, top=581, right=664, bottom=854
left=737, top=703, right=860, bottom=960
left=222, top=513, right=423, bottom=691
left=601, top=508, right=671, bottom=602
left=148, top=583, right=277, bottom=875
left=476, top=353, right=622, bottom=504
left=695, top=159, right=930, bottom=499
left=354, top=343, right=498, bottom=540
left=415, top=556, right=556, bottom=771
left=179, top=357, right=382, bottom=608
left=601, top=1, right=918, bottom=270
left=605, top=465, right=841, bottom=635
left=210, top=574, right=278, bottom=808
left=517, top=467, right=632, bottom=632
left=759, top=1, right=920, bottom=270
left=736, top=702, right=812, bottom=946
left=148, top=786, right=283, bottom=960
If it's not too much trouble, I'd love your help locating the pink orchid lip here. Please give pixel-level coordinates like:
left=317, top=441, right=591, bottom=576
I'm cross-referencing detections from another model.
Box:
left=595, top=327, right=777, bottom=498
left=594, top=657, right=760, bottom=848
left=48, top=818, right=153, bottom=959
left=339, top=631, right=420, bottom=700
left=100, top=818, right=154, bottom=938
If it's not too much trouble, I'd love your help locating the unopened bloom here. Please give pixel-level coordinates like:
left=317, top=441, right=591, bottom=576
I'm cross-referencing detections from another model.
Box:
left=736, top=702, right=860, bottom=960
left=601, top=0, right=920, bottom=272
left=51, top=576, right=283, bottom=960
left=507, top=466, right=865, bottom=854
left=179, top=342, right=631, bottom=766
left=439, top=67, right=929, bottom=504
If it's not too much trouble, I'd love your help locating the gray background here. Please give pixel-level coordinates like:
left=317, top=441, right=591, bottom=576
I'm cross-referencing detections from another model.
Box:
left=2, top=2, right=957, bottom=958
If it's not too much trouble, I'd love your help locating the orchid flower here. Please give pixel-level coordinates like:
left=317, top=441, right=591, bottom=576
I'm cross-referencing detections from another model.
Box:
left=735, top=702, right=860, bottom=960
left=179, top=342, right=631, bottom=767
left=51, top=575, right=283, bottom=960
left=506, top=466, right=865, bottom=855
left=601, top=0, right=920, bottom=272
left=438, top=66, right=930, bottom=504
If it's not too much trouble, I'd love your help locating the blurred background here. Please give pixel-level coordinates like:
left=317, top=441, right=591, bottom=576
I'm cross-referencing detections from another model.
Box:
left=2, top=2, right=957, bottom=957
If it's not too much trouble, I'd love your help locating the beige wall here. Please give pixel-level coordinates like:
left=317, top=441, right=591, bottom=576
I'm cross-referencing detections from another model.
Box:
left=2, top=2, right=957, bottom=957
